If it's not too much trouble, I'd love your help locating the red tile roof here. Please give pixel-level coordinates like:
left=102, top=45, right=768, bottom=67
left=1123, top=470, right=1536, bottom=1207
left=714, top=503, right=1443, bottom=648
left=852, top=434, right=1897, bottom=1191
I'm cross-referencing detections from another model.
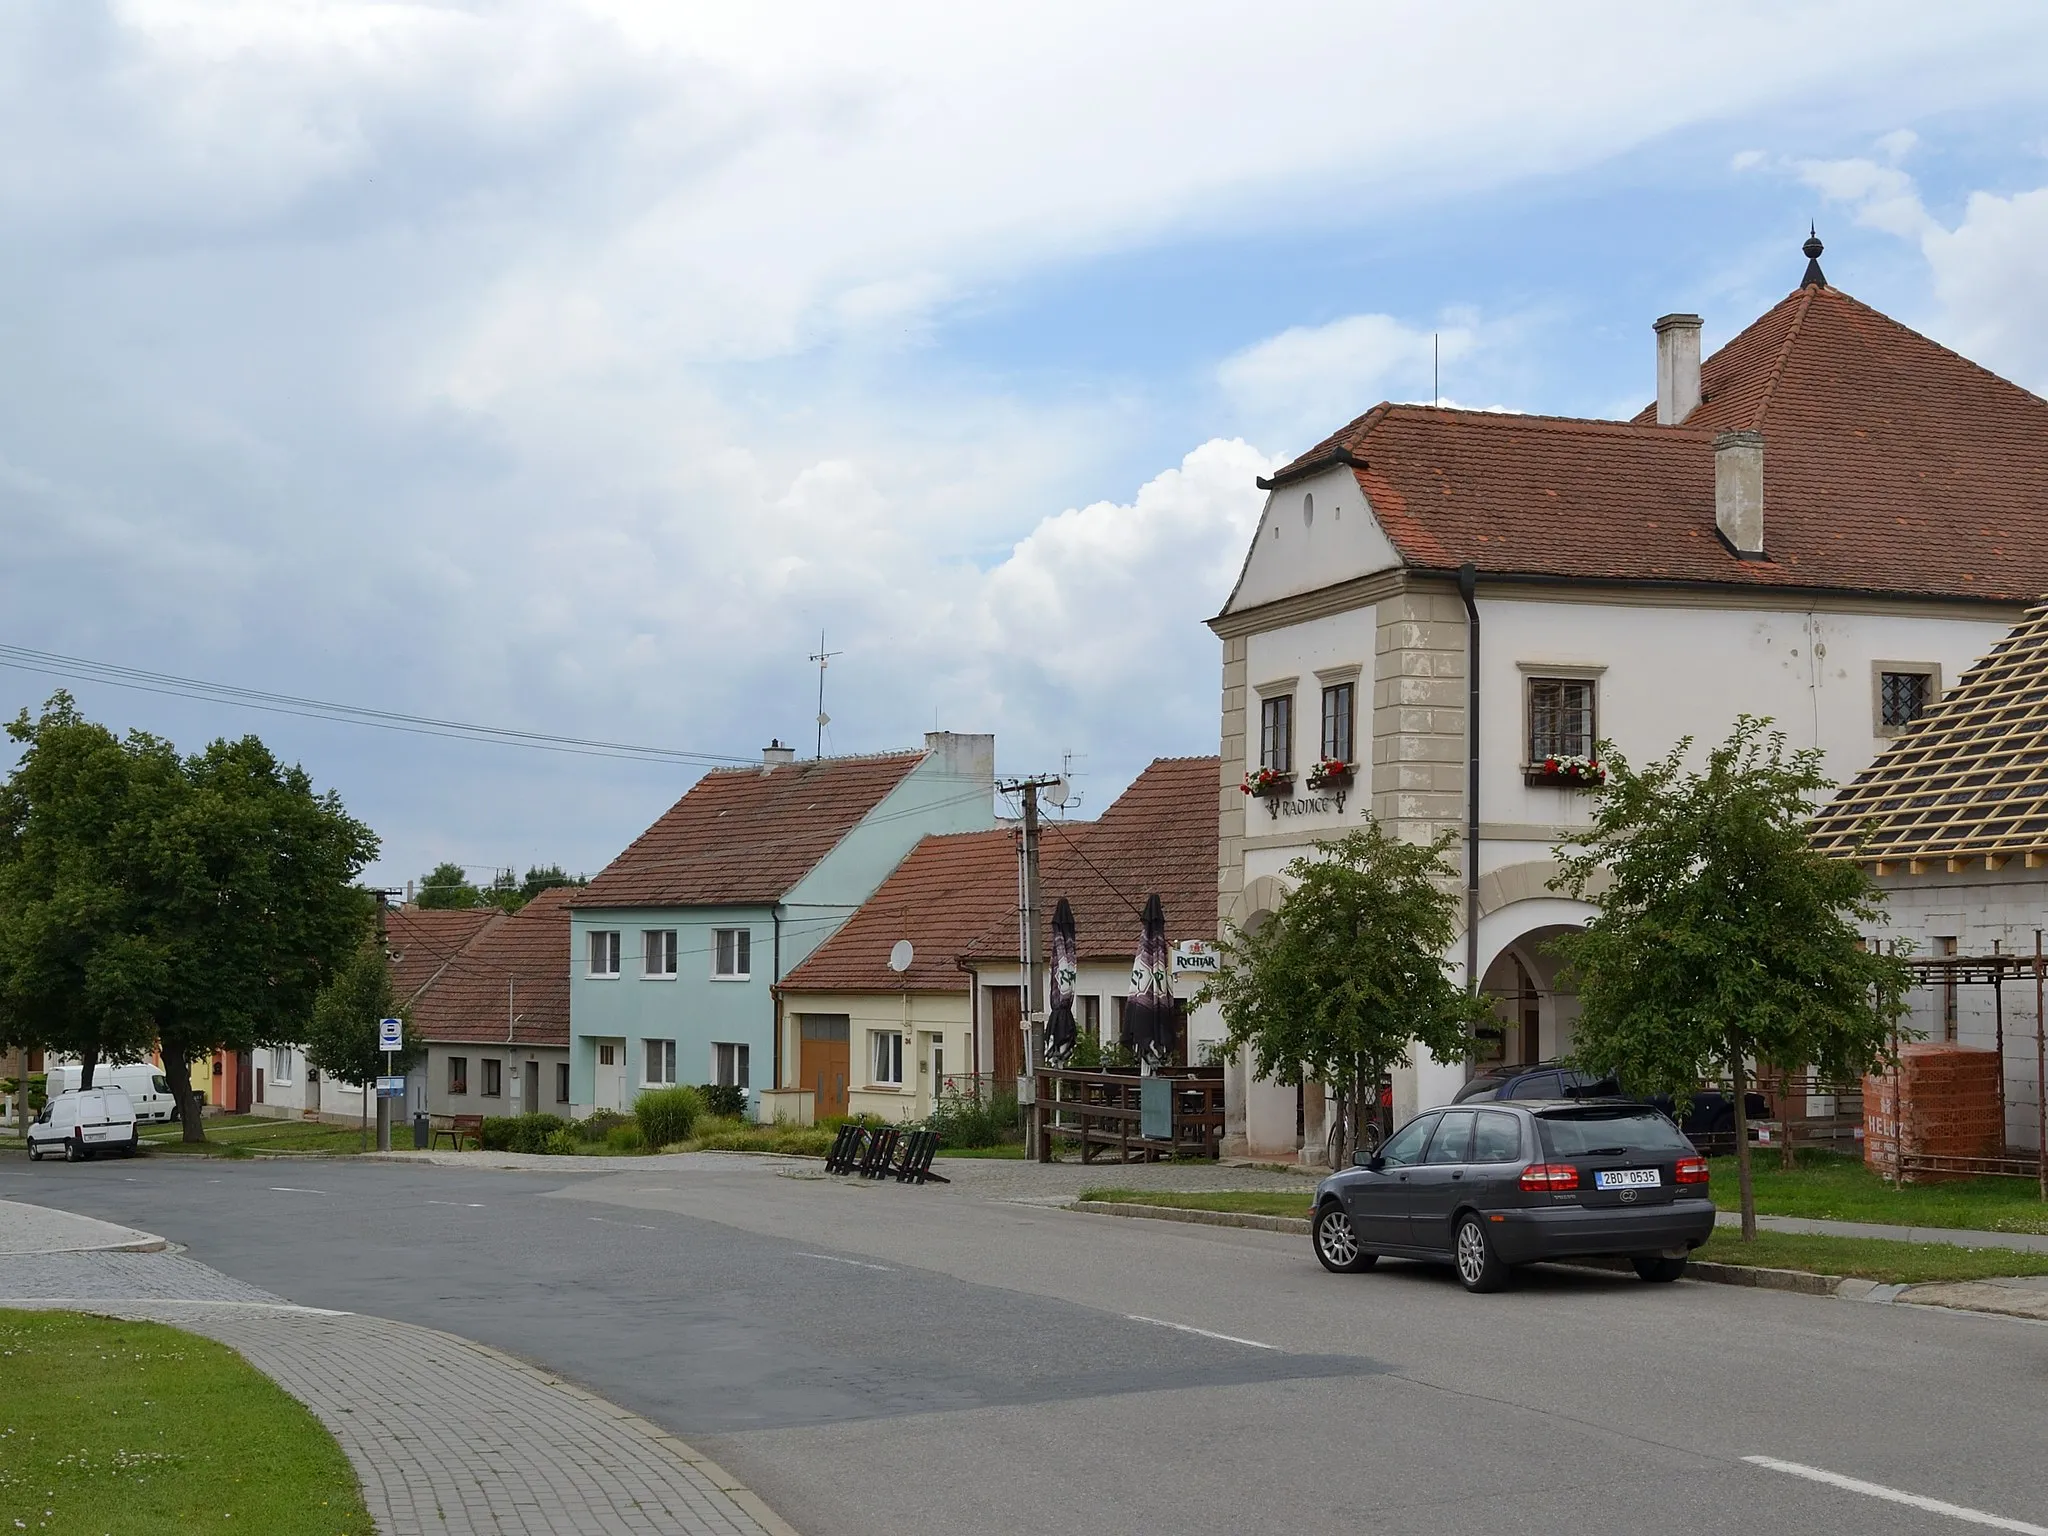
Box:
left=777, top=828, right=1020, bottom=993
left=574, top=752, right=925, bottom=909
left=1251, top=285, right=2048, bottom=605
left=781, top=757, right=1224, bottom=995
left=396, top=887, right=573, bottom=1048
left=386, top=907, right=498, bottom=1003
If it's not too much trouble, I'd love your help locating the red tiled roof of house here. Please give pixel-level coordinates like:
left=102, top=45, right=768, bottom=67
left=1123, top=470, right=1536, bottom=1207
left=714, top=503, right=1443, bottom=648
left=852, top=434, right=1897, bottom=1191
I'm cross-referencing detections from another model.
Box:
left=386, top=907, right=500, bottom=1003
left=574, top=751, right=926, bottom=909
left=1254, top=285, right=2048, bottom=604
left=964, top=756, right=1223, bottom=965
left=402, top=887, right=573, bottom=1047
left=778, top=828, right=1021, bottom=994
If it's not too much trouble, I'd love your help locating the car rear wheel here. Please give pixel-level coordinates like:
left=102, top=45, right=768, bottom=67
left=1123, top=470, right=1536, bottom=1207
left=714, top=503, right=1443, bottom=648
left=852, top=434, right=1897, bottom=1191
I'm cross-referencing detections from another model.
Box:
left=1313, top=1202, right=1376, bottom=1274
left=1632, top=1255, right=1688, bottom=1283
left=64, top=1136, right=82, bottom=1163
left=1453, top=1214, right=1510, bottom=1293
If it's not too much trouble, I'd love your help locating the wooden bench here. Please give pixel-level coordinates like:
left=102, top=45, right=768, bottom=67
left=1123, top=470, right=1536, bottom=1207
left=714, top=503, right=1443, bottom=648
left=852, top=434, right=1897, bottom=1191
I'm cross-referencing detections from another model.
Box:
left=431, top=1114, right=485, bottom=1151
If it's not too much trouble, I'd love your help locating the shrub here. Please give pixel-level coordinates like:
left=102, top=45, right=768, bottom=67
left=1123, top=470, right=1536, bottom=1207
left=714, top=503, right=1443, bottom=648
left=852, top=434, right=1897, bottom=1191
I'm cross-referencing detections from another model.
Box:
left=634, top=1084, right=703, bottom=1148
left=606, top=1122, right=645, bottom=1153
left=479, top=1113, right=568, bottom=1154
left=692, top=1121, right=835, bottom=1157
left=697, top=1083, right=748, bottom=1119
left=925, top=1089, right=1021, bottom=1149
left=573, top=1110, right=631, bottom=1144
left=542, top=1129, right=579, bottom=1156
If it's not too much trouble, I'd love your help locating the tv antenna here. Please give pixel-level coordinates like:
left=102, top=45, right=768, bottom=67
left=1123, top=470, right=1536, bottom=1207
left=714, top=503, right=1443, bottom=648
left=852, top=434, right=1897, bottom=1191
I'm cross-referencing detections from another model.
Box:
left=809, top=630, right=841, bottom=759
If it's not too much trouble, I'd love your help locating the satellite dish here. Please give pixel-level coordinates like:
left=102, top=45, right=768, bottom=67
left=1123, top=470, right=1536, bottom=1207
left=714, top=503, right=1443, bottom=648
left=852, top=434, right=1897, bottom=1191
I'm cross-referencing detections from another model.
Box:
left=888, top=940, right=914, bottom=973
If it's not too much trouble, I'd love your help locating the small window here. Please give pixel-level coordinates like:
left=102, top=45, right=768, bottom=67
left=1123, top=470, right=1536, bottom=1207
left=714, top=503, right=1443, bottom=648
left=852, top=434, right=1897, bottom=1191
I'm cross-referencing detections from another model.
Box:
left=1260, top=695, right=1293, bottom=774
left=447, top=1057, right=468, bottom=1095
left=1320, top=681, right=1354, bottom=765
left=1471, top=1111, right=1522, bottom=1163
left=644, top=1039, right=676, bottom=1086
left=713, top=928, right=751, bottom=979
left=588, top=930, right=620, bottom=977
left=1077, top=994, right=1100, bottom=1042
left=1423, top=1109, right=1476, bottom=1164
left=1880, top=669, right=1933, bottom=731
left=643, top=929, right=677, bottom=978
left=597, top=1043, right=616, bottom=1067
left=799, top=1015, right=850, bottom=1041
left=555, top=1063, right=570, bottom=1103
left=269, top=1048, right=292, bottom=1086
left=1528, top=677, right=1595, bottom=763
left=871, top=1031, right=904, bottom=1086
left=714, top=1042, right=751, bottom=1090
left=480, top=1058, right=502, bottom=1097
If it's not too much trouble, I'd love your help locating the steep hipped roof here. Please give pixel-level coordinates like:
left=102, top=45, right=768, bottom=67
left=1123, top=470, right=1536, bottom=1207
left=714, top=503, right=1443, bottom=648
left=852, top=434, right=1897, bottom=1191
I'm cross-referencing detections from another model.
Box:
left=1811, top=604, right=2048, bottom=865
left=1243, top=284, right=2048, bottom=605
left=777, top=828, right=1021, bottom=994
left=398, top=887, right=573, bottom=1048
left=575, top=751, right=924, bottom=909
left=386, top=907, right=499, bottom=1003
left=964, top=755, right=1222, bottom=966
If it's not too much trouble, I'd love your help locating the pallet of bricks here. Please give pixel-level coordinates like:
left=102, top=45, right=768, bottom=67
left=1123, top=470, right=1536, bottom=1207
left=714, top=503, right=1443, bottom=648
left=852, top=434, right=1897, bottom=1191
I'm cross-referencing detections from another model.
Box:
left=1864, top=1042, right=2003, bottom=1182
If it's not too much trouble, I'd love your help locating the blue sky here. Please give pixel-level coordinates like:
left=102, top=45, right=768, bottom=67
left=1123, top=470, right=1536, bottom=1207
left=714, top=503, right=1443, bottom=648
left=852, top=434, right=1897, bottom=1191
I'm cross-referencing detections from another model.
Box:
left=4, top=2, right=2048, bottom=890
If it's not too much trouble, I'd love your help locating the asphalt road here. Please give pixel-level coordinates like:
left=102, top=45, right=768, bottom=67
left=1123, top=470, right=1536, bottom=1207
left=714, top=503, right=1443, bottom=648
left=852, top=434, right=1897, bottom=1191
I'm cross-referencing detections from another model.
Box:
left=5, top=1150, right=2045, bottom=1536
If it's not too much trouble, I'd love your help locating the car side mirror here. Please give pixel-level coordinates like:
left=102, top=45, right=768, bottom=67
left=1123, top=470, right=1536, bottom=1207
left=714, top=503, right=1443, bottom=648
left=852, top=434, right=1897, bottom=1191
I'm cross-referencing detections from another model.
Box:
left=1355, top=1151, right=1383, bottom=1170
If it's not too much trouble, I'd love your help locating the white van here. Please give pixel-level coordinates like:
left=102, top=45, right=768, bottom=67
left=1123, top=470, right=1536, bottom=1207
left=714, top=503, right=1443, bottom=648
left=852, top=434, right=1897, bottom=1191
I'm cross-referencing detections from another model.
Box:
left=27, top=1087, right=139, bottom=1161
left=45, top=1064, right=177, bottom=1124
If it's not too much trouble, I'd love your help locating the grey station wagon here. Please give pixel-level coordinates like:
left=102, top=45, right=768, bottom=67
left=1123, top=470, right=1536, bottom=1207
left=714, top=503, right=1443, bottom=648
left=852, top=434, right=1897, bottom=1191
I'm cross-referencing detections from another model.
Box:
left=1311, top=1101, right=1715, bottom=1292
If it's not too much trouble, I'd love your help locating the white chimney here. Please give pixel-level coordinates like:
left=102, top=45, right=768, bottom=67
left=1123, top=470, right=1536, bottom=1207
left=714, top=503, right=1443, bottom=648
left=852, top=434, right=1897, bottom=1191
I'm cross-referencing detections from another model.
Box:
left=1714, top=429, right=1766, bottom=558
left=761, top=739, right=796, bottom=765
left=1654, top=313, right=1703, bottom=425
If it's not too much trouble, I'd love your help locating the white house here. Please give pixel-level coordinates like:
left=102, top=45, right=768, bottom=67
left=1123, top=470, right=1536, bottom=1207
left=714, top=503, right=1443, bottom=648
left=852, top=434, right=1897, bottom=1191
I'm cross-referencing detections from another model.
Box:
left=1210, top=235, right=2048, bottom=1163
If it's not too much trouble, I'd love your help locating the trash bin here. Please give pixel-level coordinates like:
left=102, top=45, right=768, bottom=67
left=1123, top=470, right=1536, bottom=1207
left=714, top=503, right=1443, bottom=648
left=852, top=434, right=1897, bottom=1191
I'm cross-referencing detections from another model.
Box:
left=412, top=1111, right=430, bottom=1150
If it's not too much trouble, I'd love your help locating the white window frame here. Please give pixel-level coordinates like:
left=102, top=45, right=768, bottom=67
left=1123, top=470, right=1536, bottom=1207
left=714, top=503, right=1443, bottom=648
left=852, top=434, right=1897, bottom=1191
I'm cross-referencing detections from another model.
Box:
left=712, top=1042, right=751, bottom=1090
left=870, top=1030, right=904, bottom=1088
left=712, top=927, right=752, bottom=981
left=643, top=1038, right=677, bottom=1087
left=642, top=928, right=677, bottom=980
left=268, top=1047, right=293, bottom=1086
left=587, top=930, right=621, bottom=978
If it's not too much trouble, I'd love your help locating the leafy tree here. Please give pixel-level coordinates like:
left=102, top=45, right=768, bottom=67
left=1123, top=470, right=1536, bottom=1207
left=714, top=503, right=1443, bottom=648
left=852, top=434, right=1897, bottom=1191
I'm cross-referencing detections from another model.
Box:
left=1203, top=823, right=1489, bottom=1167
left=145, top=733, right=381, bottom=1141
left=1551, top=717, right=1912, bottom=1238
left=0, top=695, right=181, bottom=1086
left=475, top=864, right=584, bottom=913
left=416, top=861, right=483, bottom=910
left=305, top=935, right=422, bottom=1090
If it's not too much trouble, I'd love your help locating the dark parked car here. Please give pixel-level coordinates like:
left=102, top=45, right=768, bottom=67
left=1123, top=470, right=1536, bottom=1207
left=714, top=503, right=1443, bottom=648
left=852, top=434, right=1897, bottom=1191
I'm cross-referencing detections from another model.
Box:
left=1311, top=1101, right=1715, bottom=1292
left=1454, top=1061, right=1764, bottom=1143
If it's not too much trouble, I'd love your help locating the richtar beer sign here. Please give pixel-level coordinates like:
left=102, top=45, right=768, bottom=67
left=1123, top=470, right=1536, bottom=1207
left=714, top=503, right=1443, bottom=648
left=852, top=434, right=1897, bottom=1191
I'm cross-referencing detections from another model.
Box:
left=1171, top=940, right=1220, bottom=976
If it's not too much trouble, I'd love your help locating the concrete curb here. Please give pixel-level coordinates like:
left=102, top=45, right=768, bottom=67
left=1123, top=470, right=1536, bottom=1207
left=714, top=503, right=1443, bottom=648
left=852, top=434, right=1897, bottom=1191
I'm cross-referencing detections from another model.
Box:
left=1067, top=1199, right=1846, bottom=1295
left=0, top=1197, right=169, bottom=1256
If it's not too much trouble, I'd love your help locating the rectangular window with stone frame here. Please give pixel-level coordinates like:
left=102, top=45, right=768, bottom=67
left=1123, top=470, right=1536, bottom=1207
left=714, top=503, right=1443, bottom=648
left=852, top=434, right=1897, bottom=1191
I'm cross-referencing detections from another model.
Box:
left=1260, top=694, right=1293, bottom=774
left=1527, top=677, right=1596, bottom=767
left=1320, top=681, right=1355, bottom=765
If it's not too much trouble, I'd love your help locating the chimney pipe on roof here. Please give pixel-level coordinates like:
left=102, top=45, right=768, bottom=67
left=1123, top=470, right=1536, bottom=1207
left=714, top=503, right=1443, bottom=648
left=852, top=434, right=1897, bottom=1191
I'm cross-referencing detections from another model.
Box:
left=1714, top=430, right=1766, bottom=560
left=761, top=739, right=796, bottom=765
left=1654, top=313, right=1703, bottom=425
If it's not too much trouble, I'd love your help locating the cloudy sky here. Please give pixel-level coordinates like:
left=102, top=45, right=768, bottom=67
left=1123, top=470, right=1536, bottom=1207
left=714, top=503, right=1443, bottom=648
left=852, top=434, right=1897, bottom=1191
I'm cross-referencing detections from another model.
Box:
left=5, top=2, right=2048, bottom=889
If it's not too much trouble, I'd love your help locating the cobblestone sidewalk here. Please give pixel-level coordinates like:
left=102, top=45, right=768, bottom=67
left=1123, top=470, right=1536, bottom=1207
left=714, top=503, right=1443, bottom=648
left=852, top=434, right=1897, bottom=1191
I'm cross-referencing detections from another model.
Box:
left=0, top=1253, right=797, bottom=1536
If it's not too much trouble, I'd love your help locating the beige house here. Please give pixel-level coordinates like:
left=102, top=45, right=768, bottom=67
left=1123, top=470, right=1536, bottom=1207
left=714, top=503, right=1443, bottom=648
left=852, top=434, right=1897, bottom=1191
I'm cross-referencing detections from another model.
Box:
left=1211, top=235, right=2048, bottom=1163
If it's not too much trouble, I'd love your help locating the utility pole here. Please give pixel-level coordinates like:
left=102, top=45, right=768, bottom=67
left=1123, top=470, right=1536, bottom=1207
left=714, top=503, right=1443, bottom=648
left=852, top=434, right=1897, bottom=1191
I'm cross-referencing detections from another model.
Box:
left=809, top=631, right=841, bottom=759
left=999, top=774, right=1063, bottom=1157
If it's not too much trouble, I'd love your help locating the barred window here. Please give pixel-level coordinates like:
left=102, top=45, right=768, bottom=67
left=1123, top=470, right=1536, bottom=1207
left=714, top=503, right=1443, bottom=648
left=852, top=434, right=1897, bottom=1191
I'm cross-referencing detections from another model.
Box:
left=1528, top=678, right=1595, bottom=763
left=1880, top=670, right=1932, bottom=730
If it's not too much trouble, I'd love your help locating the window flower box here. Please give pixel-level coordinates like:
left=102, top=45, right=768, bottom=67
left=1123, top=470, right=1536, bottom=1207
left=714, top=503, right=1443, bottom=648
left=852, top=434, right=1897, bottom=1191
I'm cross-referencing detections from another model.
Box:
left=1240, top=767, right=1294, bottom=799
left=1305, top=758, right=1353, bottom=792
left=1525, top=754, right=1607, bottom=789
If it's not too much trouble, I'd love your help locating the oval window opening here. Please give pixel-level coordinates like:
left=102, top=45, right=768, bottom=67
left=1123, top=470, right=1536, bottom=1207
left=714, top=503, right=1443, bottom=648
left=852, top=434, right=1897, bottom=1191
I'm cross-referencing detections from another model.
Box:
left=1303, top=492, right=1315, bottom=528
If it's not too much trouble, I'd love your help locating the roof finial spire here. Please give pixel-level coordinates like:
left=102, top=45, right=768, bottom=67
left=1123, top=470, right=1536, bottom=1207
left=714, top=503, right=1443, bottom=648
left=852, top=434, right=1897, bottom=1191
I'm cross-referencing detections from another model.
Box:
left=1800, top=224, right=1827, bottom=289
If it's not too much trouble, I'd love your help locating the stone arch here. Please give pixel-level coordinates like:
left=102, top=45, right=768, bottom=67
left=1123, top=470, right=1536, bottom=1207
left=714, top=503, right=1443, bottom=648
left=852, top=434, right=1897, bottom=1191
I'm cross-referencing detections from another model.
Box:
left=1475, top=858, right=1610, bottom=921
left=1223, top=874, right=1289, bottom=932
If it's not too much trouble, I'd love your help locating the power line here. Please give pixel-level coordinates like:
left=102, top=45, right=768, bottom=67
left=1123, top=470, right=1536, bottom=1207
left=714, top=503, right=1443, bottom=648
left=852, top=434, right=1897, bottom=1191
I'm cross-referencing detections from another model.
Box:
left=0, top=643, right=755, bottom=767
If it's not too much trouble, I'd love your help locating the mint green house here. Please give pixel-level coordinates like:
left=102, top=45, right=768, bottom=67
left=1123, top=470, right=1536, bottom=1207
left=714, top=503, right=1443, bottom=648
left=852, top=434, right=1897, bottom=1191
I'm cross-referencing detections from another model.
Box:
left=567, top=733, right=994, bottom=1120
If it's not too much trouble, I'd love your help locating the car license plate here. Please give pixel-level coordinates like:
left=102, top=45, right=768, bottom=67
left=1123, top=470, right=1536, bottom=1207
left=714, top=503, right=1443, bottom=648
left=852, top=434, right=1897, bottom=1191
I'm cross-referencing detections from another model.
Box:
left=1595, top=1168, right=1660, bottom=1190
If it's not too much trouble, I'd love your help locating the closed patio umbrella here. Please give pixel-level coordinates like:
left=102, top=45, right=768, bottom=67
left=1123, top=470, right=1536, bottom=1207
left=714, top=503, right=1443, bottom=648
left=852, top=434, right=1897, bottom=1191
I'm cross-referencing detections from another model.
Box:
left=1122, top=893, right=1174, bottom=1068
left=1046, top=898, right=1079, bottom=1063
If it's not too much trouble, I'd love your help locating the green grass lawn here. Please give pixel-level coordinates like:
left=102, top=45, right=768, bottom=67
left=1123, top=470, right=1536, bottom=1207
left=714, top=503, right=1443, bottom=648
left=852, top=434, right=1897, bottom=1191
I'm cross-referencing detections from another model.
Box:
left=1712, top=1149, right=2048, bottom=1235
left=1695, top=1229, right=2048, bottom=1284
left=137, top=1114, right=381, bottom=1156
left=0, top=1309, right=371, bottom=1535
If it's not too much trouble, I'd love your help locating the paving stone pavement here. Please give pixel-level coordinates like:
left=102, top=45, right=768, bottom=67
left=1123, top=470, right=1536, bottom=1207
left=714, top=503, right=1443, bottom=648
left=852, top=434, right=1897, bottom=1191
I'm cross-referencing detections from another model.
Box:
left=0, top=1252, right=797, bottom=1536
left=0, top=1194, right=166, bottom=1253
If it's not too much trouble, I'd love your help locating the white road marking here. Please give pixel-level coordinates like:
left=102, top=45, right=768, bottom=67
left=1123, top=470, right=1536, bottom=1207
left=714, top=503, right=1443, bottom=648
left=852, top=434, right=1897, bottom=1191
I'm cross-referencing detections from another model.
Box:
left=797, top=1253, right=893, bottom=1271
left=1126, top=1315, right=1280, bottom=1351
left=425, top=1200, right=485, bottom=1209
left=267, top=1186, right=326, bottom=1195
left=1745, top=1456, right=2048, bottom=1533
